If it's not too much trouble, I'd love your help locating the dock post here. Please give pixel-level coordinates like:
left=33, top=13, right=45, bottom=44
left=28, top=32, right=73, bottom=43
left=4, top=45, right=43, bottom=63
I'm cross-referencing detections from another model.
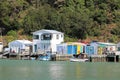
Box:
left=114, top=56, right=116, bottom=62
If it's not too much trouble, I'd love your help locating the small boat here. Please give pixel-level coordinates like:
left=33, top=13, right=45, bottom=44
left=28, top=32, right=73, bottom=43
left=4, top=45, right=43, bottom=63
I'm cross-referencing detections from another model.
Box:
left=70, top=58, right=88, bottom=62
left=38, top=52, right=51, bottom=61
left=70, top=53, right=89, bottom=62
left=39, top=55, right=50, bottom=61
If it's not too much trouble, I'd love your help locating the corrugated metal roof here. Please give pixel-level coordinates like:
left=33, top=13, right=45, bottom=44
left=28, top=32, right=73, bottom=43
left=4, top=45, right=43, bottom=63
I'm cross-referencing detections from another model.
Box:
left=9, top=40, right=32, bottom=45
left=67, top=42, right=86, bottom=45
left=90, top=42, right=116, bottom=46
left=97, top=42, right=116, bottom=46
left=16, top=40, right=32, bottom=44
left=33, top=29, right=63, bottom=34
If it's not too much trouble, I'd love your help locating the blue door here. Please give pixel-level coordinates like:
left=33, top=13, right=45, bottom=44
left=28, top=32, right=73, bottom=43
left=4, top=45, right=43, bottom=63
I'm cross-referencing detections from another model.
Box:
left=85, top=46, right=89, bottom=54
left=89, top=46, right=94, bottom=55
left=72, top=45, right=77, bottom=54
left=85, top=46, right=94, bottom=55
left=67, top=45, right=72, bottom=54
left=67, top=45, right=77, bottom=54
left=34, top=45, right=37, bottom=52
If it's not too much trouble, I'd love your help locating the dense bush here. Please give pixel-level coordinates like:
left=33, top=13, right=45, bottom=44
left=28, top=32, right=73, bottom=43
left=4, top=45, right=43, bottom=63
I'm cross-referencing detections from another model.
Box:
left=0, top=0, right=120, bottom=42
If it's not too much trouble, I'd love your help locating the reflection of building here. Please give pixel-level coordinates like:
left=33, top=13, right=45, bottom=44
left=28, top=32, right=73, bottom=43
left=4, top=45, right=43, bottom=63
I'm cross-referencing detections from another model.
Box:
left=49, top=63, right=63, bottom=80
left=32, top=29, right=64, bottom=54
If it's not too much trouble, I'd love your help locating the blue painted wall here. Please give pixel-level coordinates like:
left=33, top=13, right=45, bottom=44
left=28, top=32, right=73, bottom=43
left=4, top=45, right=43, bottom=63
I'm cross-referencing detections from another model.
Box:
left=85, top=46, right=94, bottom=55
left=67, top=45, right=77, bottom=54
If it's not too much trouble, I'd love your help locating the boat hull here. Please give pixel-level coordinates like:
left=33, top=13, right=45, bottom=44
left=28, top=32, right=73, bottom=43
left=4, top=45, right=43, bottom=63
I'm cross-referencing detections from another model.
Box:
left=70, top=58, right=88, bottom=62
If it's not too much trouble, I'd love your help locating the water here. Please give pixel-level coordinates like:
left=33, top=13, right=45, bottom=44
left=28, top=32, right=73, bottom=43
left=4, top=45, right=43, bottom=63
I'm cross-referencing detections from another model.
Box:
left=0, top=60, right=120, bottom=80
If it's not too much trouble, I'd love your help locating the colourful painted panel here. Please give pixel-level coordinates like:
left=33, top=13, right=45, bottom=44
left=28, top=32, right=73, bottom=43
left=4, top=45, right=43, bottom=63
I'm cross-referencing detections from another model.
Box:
left=85, top=46, right=94, bottom=55
left=77, top=45, right=80, bottom=54
left=99, top=44, right=106, bottom=47
left=89, top=46, right=94, bottom=55
left=67, top=45, right=77, bottom=54
left=80, top=46, right=83, bottom=53
left=97, top=47, right=103, bottom=55
left=85, top=46, right=89, bottom=54
left=73, top=45, right=77, bottom=54
left=67, top=45, right=72, bottom=54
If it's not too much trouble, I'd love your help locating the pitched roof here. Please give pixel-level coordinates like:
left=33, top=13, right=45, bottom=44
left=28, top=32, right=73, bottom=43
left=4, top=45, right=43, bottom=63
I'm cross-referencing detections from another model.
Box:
left=92, top=42, right=116, bottom=46
left=16, top=40, right=32, bottom=44
left=97, top=42, right=116, bottom=45
left=9, top=40, right=32, bottom=45
left=67, top=42, right=86, bottom=46
left=33, top=29, right=63, bottom=34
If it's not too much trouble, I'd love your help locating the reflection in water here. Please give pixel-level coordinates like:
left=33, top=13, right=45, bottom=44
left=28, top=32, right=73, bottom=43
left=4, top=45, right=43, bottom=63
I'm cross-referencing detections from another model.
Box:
left=75, top=63, right=81, bottom=78
left=49, top=63, right=64, bottom=80
left=18, top=67, right=30, bottom=78
left=0, top=60, right=120, bottom=80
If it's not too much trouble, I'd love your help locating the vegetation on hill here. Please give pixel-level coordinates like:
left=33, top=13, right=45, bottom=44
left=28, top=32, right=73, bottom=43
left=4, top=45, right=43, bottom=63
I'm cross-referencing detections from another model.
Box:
left=0, top=0, right=120, bottom=44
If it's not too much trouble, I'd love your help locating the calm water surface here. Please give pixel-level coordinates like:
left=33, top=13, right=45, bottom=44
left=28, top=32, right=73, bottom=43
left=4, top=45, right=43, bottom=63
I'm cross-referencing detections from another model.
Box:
left=0, top=60, right=120, bottom=80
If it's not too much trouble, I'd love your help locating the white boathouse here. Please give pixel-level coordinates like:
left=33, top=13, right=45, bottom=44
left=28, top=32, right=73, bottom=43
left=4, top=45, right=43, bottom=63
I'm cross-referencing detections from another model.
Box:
left=8, top=40, right=32, bottom=54
left=32, top=29, right=64, bottom=54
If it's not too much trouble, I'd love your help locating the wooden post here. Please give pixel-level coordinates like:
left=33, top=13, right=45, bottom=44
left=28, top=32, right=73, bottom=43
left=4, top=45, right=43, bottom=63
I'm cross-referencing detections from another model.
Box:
left=114, top=56, right=116, bottom=62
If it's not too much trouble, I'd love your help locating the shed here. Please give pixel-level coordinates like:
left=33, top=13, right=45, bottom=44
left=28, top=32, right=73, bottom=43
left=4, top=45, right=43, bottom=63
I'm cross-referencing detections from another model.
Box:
left=67, top=42, right=86, bottom=54
left=32, top=29, right=64, bottom=54
left=8, top=40, right=32, bottom=54
left=97, top=42, right=116, bottom=51
left=90, top=41, right=117, bottom=55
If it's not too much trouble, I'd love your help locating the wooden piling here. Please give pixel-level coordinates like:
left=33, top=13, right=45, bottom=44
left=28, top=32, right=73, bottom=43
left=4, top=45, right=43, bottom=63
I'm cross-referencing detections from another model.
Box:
left=55, top=54, right=72, bottom=61
left=89, top=55, right=107, bottom=62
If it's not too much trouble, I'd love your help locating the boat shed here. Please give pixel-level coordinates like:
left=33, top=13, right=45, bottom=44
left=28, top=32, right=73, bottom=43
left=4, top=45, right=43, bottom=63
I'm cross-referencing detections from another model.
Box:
left=67, top=42, right=86, bottom=54
left=97, top=42, right=116, bottom=51
left=90, top=41, right=117, bottom=55
left=32, top=29, right=64, bottom=54
left=8, top=40, right=32, bottom=54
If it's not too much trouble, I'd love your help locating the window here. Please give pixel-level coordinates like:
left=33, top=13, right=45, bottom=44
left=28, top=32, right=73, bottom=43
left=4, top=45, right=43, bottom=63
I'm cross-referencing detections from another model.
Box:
left=0, top=42, right=2, bottom=45
left=33, top=35, right=39, bottom=39
left=56, top=34, right=59, bottom=39
left=41, top=34, right=52, bottom=40
left=61, top=34, right=63, bottom=38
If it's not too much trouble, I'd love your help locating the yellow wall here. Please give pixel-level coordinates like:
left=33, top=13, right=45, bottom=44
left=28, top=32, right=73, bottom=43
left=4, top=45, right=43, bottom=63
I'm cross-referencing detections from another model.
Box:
left=98, top=47, right=103, bottom=55
left=77, top=45, right=80, bottom=54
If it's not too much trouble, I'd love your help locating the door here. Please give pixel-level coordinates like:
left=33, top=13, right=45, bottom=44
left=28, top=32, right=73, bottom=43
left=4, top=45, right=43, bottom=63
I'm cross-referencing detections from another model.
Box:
left=73, top=45, right=77, bottom=54
left=67, top=45, right=72, bottom=54
left=34, top=45, right=37, bottom=52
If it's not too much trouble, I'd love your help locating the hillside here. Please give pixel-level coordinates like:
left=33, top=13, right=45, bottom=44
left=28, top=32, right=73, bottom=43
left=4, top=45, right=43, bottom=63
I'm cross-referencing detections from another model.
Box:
left=0, top=0, right=120, bottom=44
